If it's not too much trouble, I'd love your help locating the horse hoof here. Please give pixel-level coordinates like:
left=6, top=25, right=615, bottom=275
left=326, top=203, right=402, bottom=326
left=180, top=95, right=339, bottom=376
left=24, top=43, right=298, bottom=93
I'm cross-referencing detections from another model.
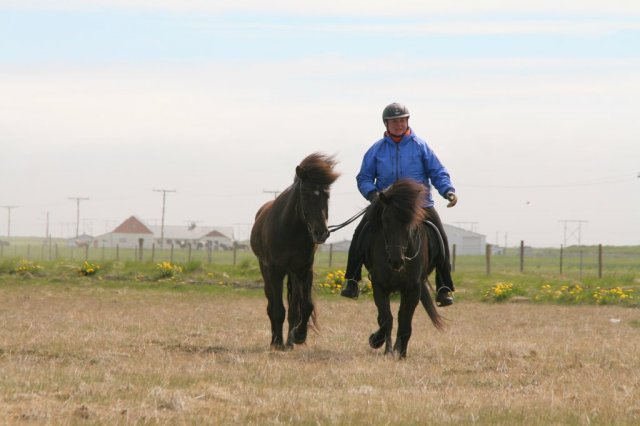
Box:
left=270, top=343, right=286, bottom=351
left=289, top=328, right=307, bottom=345
left=369, top=333, right=385, bottom=349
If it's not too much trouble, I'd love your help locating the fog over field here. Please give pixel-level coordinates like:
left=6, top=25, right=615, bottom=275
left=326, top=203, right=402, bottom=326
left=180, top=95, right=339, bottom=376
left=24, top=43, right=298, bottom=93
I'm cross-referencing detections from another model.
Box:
left=1, top=1, right=639, bottom=246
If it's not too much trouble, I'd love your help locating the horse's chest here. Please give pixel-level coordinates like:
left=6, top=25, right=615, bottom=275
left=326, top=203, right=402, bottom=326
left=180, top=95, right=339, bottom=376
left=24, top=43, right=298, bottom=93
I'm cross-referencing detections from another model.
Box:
left=374, top=269, right=408, bottom=291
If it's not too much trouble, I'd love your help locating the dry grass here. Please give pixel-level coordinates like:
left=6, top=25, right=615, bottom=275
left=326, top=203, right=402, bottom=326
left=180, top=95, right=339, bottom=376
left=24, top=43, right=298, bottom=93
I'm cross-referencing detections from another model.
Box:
left=1, top=282, right=639, bottom=425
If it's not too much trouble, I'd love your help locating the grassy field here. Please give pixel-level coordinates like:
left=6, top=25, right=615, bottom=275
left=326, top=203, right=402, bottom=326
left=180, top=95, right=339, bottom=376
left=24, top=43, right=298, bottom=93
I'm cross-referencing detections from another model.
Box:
left=1, top=276, right=640, bottom=424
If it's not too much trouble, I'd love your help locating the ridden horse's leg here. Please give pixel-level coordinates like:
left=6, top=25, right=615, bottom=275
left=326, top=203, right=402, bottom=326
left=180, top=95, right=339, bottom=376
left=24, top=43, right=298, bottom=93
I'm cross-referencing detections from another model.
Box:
left=287, top=269, right=313, bottom=346
left=369, top=284, right=393, bottom=354
left=261, top=263, right=287, bottom=350
left=394, top=283, right=420, bottom=358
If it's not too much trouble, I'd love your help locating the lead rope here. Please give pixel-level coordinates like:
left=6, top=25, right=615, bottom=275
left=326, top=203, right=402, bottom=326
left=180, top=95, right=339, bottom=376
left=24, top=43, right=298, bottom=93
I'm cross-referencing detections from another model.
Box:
left=327, top=206, right=368, bottom=234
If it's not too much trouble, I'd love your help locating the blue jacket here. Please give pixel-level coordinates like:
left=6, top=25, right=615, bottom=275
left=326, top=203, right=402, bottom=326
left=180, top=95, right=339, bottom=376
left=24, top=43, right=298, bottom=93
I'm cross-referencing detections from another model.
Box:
left=356, top=129, right=455, bottom=208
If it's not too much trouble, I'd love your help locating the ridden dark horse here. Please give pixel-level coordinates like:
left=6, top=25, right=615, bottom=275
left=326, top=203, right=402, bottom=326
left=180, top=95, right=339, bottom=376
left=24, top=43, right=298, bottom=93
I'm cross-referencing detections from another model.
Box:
left=250, top=153, right=340, bottom=350
left=363, top=178, right=445, bottom=358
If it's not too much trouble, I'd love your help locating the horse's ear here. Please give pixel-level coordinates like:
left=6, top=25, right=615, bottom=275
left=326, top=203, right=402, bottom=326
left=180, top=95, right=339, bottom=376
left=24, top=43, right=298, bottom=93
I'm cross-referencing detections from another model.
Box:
left=295, top=165, right=306, bottom=181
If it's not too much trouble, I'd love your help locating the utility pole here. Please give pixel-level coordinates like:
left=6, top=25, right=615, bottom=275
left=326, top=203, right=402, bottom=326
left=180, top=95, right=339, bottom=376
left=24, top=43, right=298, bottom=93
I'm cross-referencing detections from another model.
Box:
left=559, top=220, right=588, bottom=246
left=153, top=189, right=176, bottom=249
left=1, top=205, right=18, bottom=241
left=69, top=197, right=89, bottom=238
left=263, top=189, right=280, bottom=199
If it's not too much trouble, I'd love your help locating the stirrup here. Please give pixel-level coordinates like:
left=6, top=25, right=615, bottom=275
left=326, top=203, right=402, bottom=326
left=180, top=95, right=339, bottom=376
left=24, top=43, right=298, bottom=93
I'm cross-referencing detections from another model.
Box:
left=436, top=286, right=454, bottom=307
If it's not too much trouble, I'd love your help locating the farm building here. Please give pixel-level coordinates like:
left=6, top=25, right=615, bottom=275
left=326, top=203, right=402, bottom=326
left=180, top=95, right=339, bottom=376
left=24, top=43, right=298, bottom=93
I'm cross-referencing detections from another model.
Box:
left=147, top=223, right=233, bottom=249
left=94, top=216, right=234, bottom=249
left=320, top=224, right=486, bottom=256
left=95, top=216, right=154, bottom=249
left=443, top=224, right=486, bottom=255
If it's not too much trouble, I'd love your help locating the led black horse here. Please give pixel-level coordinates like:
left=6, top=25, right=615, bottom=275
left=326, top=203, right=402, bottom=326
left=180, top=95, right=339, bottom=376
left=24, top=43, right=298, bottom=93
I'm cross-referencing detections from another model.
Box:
left=250, top=153, right=340, bottom=350
left=363, top=178, right=445, bottom=358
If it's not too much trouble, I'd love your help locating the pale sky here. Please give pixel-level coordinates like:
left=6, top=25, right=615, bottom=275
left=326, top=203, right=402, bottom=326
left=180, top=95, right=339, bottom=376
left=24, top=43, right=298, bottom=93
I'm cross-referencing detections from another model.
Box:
left=1, top=0, right=639, bottom=247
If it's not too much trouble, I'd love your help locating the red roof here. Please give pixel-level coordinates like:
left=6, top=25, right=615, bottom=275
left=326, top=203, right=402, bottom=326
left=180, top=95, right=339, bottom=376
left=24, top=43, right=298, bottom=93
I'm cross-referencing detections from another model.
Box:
left=205, top=230, right=227, bottom=238
left=112, top=216, right=153, bottom=234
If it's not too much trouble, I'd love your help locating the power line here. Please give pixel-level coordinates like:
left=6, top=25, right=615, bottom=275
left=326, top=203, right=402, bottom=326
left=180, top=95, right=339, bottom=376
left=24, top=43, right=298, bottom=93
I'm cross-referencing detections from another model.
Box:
left=459, top=173, right=636, bottom=189
left=263, top=189, right=281, bottom=199
left=455, top=221, right=478, bottom=232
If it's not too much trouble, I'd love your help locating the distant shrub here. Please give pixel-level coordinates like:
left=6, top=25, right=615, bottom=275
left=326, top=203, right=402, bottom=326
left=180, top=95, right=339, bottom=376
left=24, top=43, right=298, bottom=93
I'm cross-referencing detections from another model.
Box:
left=155, top=261, right=183, bottom=279
left=317, top=269, right=372, bottom=296
left=592, top=286, right=634, bottom=305
left=79, top=261, right=101, bottom=276
left=12, top=259, right=43, bottom=276
left=483, top=282, right=518, bottom=302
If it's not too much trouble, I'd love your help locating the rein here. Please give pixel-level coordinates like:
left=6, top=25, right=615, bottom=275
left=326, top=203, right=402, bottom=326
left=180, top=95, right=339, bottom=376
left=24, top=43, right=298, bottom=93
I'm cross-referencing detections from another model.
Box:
left=327, top=206, right=368, bottom=234
left=404, top=230, right=422, bottom=261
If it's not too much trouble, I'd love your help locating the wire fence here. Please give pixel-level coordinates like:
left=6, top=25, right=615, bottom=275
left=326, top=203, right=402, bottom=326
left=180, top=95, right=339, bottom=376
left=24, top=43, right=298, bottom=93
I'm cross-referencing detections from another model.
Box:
left=1, top=240, right=638, bottom=280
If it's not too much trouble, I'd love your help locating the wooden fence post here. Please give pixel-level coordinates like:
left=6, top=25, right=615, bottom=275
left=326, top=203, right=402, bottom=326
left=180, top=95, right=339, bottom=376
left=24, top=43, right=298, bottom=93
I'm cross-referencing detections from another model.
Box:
left=207, top=245, right=212, bottom=264
left=485, top=243, right=491, bottom=276
left=598, top=244, right=603, bottom=279
left=519, top=240, right=524, bottom=273
left=84, top=245, right=89, bottom=261
left=233, top=243, right=237, bottom=266
left=138, top=239, right=144, bottom=261
left=188, top=244, right=192, bottom=263
left=151, top=243, right=156, bottom=263
left=170, top=243, right=174, bottom=263
left=451, top=244, right=456, bottom=273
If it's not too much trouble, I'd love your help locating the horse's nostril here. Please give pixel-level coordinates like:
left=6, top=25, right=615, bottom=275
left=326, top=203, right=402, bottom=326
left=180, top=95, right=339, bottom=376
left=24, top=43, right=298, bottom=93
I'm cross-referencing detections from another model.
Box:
left=389, top=259, right=404, bottom=271
left=315, top=231, right=329, bottom=244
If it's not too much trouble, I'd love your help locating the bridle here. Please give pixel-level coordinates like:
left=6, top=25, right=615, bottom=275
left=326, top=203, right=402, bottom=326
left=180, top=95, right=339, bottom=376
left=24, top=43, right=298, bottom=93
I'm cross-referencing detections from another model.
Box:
left=385, top=227, right=421, bottom=262
left=297, top=180, right=329, bottom=237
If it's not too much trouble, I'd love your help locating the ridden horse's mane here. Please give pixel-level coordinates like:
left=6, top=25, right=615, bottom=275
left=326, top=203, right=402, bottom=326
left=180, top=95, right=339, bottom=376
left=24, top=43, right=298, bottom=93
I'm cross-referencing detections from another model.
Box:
left=294, top=153, right=340, bottom=186
left=370, top=179, right=427, bottom=230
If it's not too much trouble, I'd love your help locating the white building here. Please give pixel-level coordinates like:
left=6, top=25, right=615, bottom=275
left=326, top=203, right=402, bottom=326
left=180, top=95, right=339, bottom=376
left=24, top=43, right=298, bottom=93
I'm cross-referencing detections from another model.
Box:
left=94, top=216, right=234, bottom=249
left=443, top=224, right=486, bottom=256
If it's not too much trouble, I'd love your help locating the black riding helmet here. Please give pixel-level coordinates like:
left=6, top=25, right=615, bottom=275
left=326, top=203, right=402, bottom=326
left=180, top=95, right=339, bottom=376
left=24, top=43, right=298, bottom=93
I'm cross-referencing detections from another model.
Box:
left=382, top=102, right=410, bottom=123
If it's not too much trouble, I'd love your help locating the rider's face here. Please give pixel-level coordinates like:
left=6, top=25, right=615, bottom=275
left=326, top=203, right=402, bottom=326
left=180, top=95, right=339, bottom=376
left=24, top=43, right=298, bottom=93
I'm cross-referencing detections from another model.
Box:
left=386, top=117, right=409, bottom=135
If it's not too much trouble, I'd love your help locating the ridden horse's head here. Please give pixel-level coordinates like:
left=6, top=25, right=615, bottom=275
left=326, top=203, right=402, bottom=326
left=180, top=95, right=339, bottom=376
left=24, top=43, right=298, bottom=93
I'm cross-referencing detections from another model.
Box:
left=375, top=179, right=426, bottom=271
left=294, top=153, right=340, bottom=244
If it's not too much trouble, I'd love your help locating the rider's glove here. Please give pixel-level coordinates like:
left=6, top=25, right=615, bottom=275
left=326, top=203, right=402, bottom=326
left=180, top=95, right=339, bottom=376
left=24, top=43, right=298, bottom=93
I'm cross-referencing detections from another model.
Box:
left=367, top=191, right=380, bottom=202
left=446, top=192, right=458, bottom=208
